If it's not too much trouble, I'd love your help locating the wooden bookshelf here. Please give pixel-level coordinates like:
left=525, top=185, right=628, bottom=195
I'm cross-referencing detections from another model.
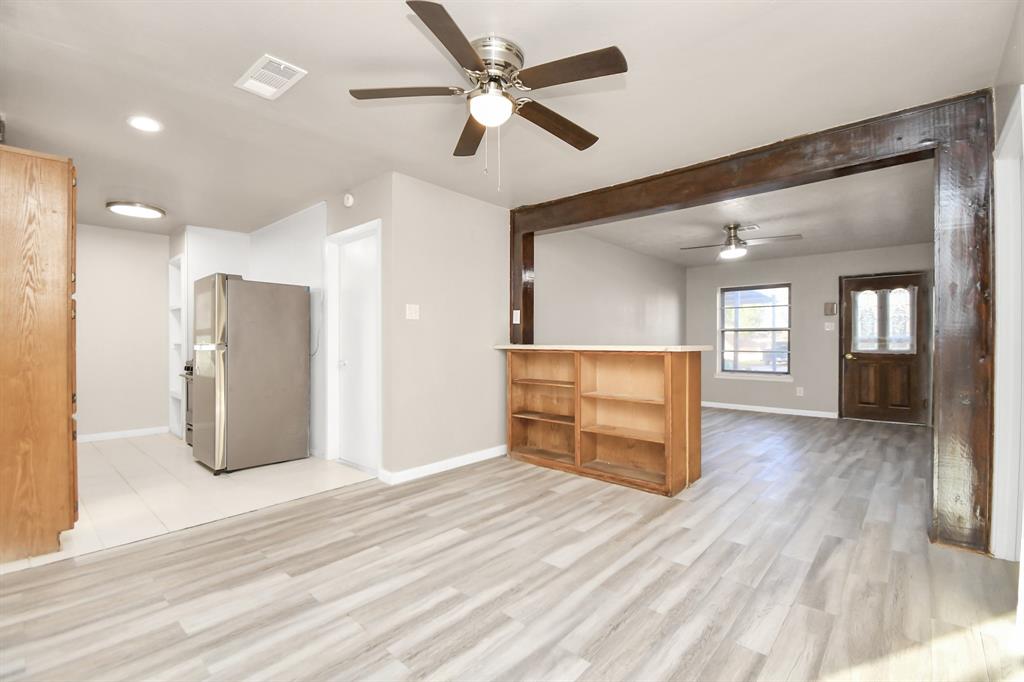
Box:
left=500, top=345, right=708, bottom=496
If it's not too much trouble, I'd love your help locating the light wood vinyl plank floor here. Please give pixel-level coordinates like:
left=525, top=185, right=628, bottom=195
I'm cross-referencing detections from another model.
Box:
left=0, top=409, right=1019, bottom=681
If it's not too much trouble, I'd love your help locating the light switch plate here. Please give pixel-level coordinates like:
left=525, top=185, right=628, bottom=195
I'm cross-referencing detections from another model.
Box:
left=796, top=386, right=804, bottom=397
left=824, top=321, right=836, bottom=331
left=405, top=303, right=420, bottom=320
left=512, top=309, right=521, bottom=324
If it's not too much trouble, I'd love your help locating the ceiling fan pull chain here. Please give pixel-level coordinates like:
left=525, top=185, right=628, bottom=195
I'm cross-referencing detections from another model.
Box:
left=484, top=126, right=489, bottom=175
left=497, top=125, right=502, bottom=192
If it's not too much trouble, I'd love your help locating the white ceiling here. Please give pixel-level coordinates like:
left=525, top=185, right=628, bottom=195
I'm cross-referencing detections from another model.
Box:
left=572, top=159, right=935, bottom=266
left=0, top=0, right=1015, bottom=234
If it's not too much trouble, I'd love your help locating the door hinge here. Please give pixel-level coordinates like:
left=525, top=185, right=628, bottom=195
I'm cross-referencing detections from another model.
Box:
left=71, top=308, right=76, bottom=319
left=72, top=392, right=77, bottom=404
left=72, top=429, right=77, bottom=441
left=71, top=272, right=76, bottom=283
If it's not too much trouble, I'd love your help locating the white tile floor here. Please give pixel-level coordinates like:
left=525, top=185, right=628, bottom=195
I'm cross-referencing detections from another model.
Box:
left=0, top=434, right=373, bottom=574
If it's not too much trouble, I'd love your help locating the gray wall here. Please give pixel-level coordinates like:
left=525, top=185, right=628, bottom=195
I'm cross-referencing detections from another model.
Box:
left=534, top=231, right=687, bottom=345
left=76, top=224, right=169, bottom=435
left=685, top=243, right=934, bottom=415
left=328, top=173, right=509, bottom=473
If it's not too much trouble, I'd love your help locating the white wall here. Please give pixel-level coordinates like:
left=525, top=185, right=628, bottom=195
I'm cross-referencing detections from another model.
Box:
left=995, top=0, right=1024, bottom=138
left=328, top=172, right=509, bottom=474
left=76, top=224, right=169, bottom=435
left=248, top=202, right=327, bottom=456
left=992, top=85, right=1024, bottom=563
left=685, top=243, right=934, bottom=415
left=534, top=231, right=687, bottom=345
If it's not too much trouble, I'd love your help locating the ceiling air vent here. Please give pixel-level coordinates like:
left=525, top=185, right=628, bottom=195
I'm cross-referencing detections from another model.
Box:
left=234, top=54, right=307, bottom=100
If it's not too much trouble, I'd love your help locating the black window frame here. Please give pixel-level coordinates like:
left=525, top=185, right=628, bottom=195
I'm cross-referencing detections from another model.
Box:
left=719, top=283, right=792, bottom=376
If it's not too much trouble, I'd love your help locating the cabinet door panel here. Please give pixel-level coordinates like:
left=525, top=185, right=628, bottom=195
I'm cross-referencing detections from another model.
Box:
left=0, top=147, right=75, bottom=561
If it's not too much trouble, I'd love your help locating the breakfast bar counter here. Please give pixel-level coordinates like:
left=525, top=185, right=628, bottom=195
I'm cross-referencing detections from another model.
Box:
left=495, top=344, right=711, bottom=496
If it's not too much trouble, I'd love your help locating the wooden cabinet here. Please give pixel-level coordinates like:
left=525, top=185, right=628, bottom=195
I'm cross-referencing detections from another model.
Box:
left=500, top=345, right=707, bottom=496
left=0, top=145, right=78, bottom=562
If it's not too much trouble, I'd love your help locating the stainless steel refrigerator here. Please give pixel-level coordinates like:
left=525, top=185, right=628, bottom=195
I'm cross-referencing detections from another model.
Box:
left=192, top=273, right=310, bottom=473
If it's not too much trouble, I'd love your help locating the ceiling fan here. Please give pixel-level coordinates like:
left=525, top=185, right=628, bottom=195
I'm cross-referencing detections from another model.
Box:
left=349, top=0, right=627, bottom=156
left=679, top=224, right=803, bottom=260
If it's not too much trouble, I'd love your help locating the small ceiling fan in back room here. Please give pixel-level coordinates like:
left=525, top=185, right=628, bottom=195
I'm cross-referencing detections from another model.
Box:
left=679, top=224, right=803, bottom=260
left=350, top=0, right=628, bottom=156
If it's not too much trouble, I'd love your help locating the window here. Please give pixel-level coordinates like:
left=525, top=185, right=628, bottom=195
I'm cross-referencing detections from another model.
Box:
left=720, top=284, right=790, bottom=374
left=852, top=286, right=917, bottom=353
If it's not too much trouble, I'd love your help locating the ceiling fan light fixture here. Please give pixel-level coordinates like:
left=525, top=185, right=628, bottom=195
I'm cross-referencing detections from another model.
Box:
left=468, top=83, right=513, bottom=128
left=719, top=244, right=747, bottom=260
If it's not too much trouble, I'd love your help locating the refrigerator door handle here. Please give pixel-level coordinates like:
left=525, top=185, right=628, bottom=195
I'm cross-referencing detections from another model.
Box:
left=194, top=343, right=227, bottom=352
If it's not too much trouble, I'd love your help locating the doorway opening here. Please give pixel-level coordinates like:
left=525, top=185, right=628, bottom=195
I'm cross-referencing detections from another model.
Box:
left=838, top=271, right=932, bottom=424
left=325, top=220, right=383, bottom=475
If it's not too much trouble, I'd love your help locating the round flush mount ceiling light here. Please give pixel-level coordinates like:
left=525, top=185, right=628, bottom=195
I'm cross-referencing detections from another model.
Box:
left=127, top=115, right=163, bottom=132
left=718, top=244, right=748, bottom=260
left=468, top=83, right=513, bottom=128
left=106, top=201, right=166, bottom=219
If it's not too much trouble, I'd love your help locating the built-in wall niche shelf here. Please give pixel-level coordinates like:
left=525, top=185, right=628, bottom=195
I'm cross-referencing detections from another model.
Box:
left=498, top=345, right=710, bottom=496
left=167, top=254, right=186, bottom=439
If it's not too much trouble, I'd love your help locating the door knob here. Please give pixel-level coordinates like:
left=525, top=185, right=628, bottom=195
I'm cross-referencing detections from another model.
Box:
left=844, top=353, right=856, bottom=360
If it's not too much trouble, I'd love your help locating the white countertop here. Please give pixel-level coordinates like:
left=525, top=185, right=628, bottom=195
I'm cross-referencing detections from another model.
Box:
left=495, top=344, right=712, bottom=352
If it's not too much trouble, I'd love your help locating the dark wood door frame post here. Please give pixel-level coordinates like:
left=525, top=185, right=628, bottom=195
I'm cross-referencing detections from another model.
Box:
left=509, top=90, right=994, bottom=552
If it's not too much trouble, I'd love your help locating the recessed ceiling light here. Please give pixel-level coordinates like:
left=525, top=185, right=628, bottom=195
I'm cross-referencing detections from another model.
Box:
left=127, top=115, right=163, bottom=132
left=106, top=201, right=165, bottom=219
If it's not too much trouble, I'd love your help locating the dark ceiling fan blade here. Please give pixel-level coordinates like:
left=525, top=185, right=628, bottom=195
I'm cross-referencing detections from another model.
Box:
left=516, top=100, right=598, bottom=151
left=678, top=243, right=726, bottom=251
left=406, top=1, right=486, bottom=73
left=743, top=234, right=803, bottom=246
left=515, top=46, right=627, bottom=90
left=454, top=116, right=485, bottom=156
left=349, top=86, right=462, bottom=100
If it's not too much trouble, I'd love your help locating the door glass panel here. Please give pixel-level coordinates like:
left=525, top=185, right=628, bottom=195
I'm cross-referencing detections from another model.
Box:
left=852, top=290, right=879, bottom=351
left=886, top=287, right=916, bottom=353
left=851, top=285, right=917, bottom=353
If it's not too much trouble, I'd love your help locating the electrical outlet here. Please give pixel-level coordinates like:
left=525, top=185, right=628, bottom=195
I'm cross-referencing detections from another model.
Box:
left=796, top=386, right=804, bottom=397
left=824, top=321, right=836, bottom=332
left=405, top=303, right=420, bottom=320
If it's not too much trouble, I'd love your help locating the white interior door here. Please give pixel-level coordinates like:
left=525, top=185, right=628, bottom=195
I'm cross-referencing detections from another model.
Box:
left=337, top=229, right=381, bottom=473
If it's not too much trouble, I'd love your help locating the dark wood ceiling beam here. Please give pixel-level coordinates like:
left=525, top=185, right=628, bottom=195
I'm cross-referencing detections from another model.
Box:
left=511, top=91, right=988, bottom=235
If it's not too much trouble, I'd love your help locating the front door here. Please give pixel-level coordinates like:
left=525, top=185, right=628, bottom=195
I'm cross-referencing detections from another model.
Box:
left=840, top=271, right=930, bottom=424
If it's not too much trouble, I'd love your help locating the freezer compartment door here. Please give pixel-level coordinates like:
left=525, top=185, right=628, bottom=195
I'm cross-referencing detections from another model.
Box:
left=193, top=273, right=228, bottom=346
left=191, top=345, right=227, bottom=471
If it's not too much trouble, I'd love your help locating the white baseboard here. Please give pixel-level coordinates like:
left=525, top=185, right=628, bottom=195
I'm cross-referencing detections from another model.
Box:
left=378, top=444, right=507, bottom=485
left=334, top=456, right=379, bottom=476
left=78, top=426, right=170, bottom=443
left=701, top=401, right=838, bottom=419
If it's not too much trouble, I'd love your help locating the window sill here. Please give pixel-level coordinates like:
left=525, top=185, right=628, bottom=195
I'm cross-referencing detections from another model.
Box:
left=714, top=372, right=794, bottom=383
